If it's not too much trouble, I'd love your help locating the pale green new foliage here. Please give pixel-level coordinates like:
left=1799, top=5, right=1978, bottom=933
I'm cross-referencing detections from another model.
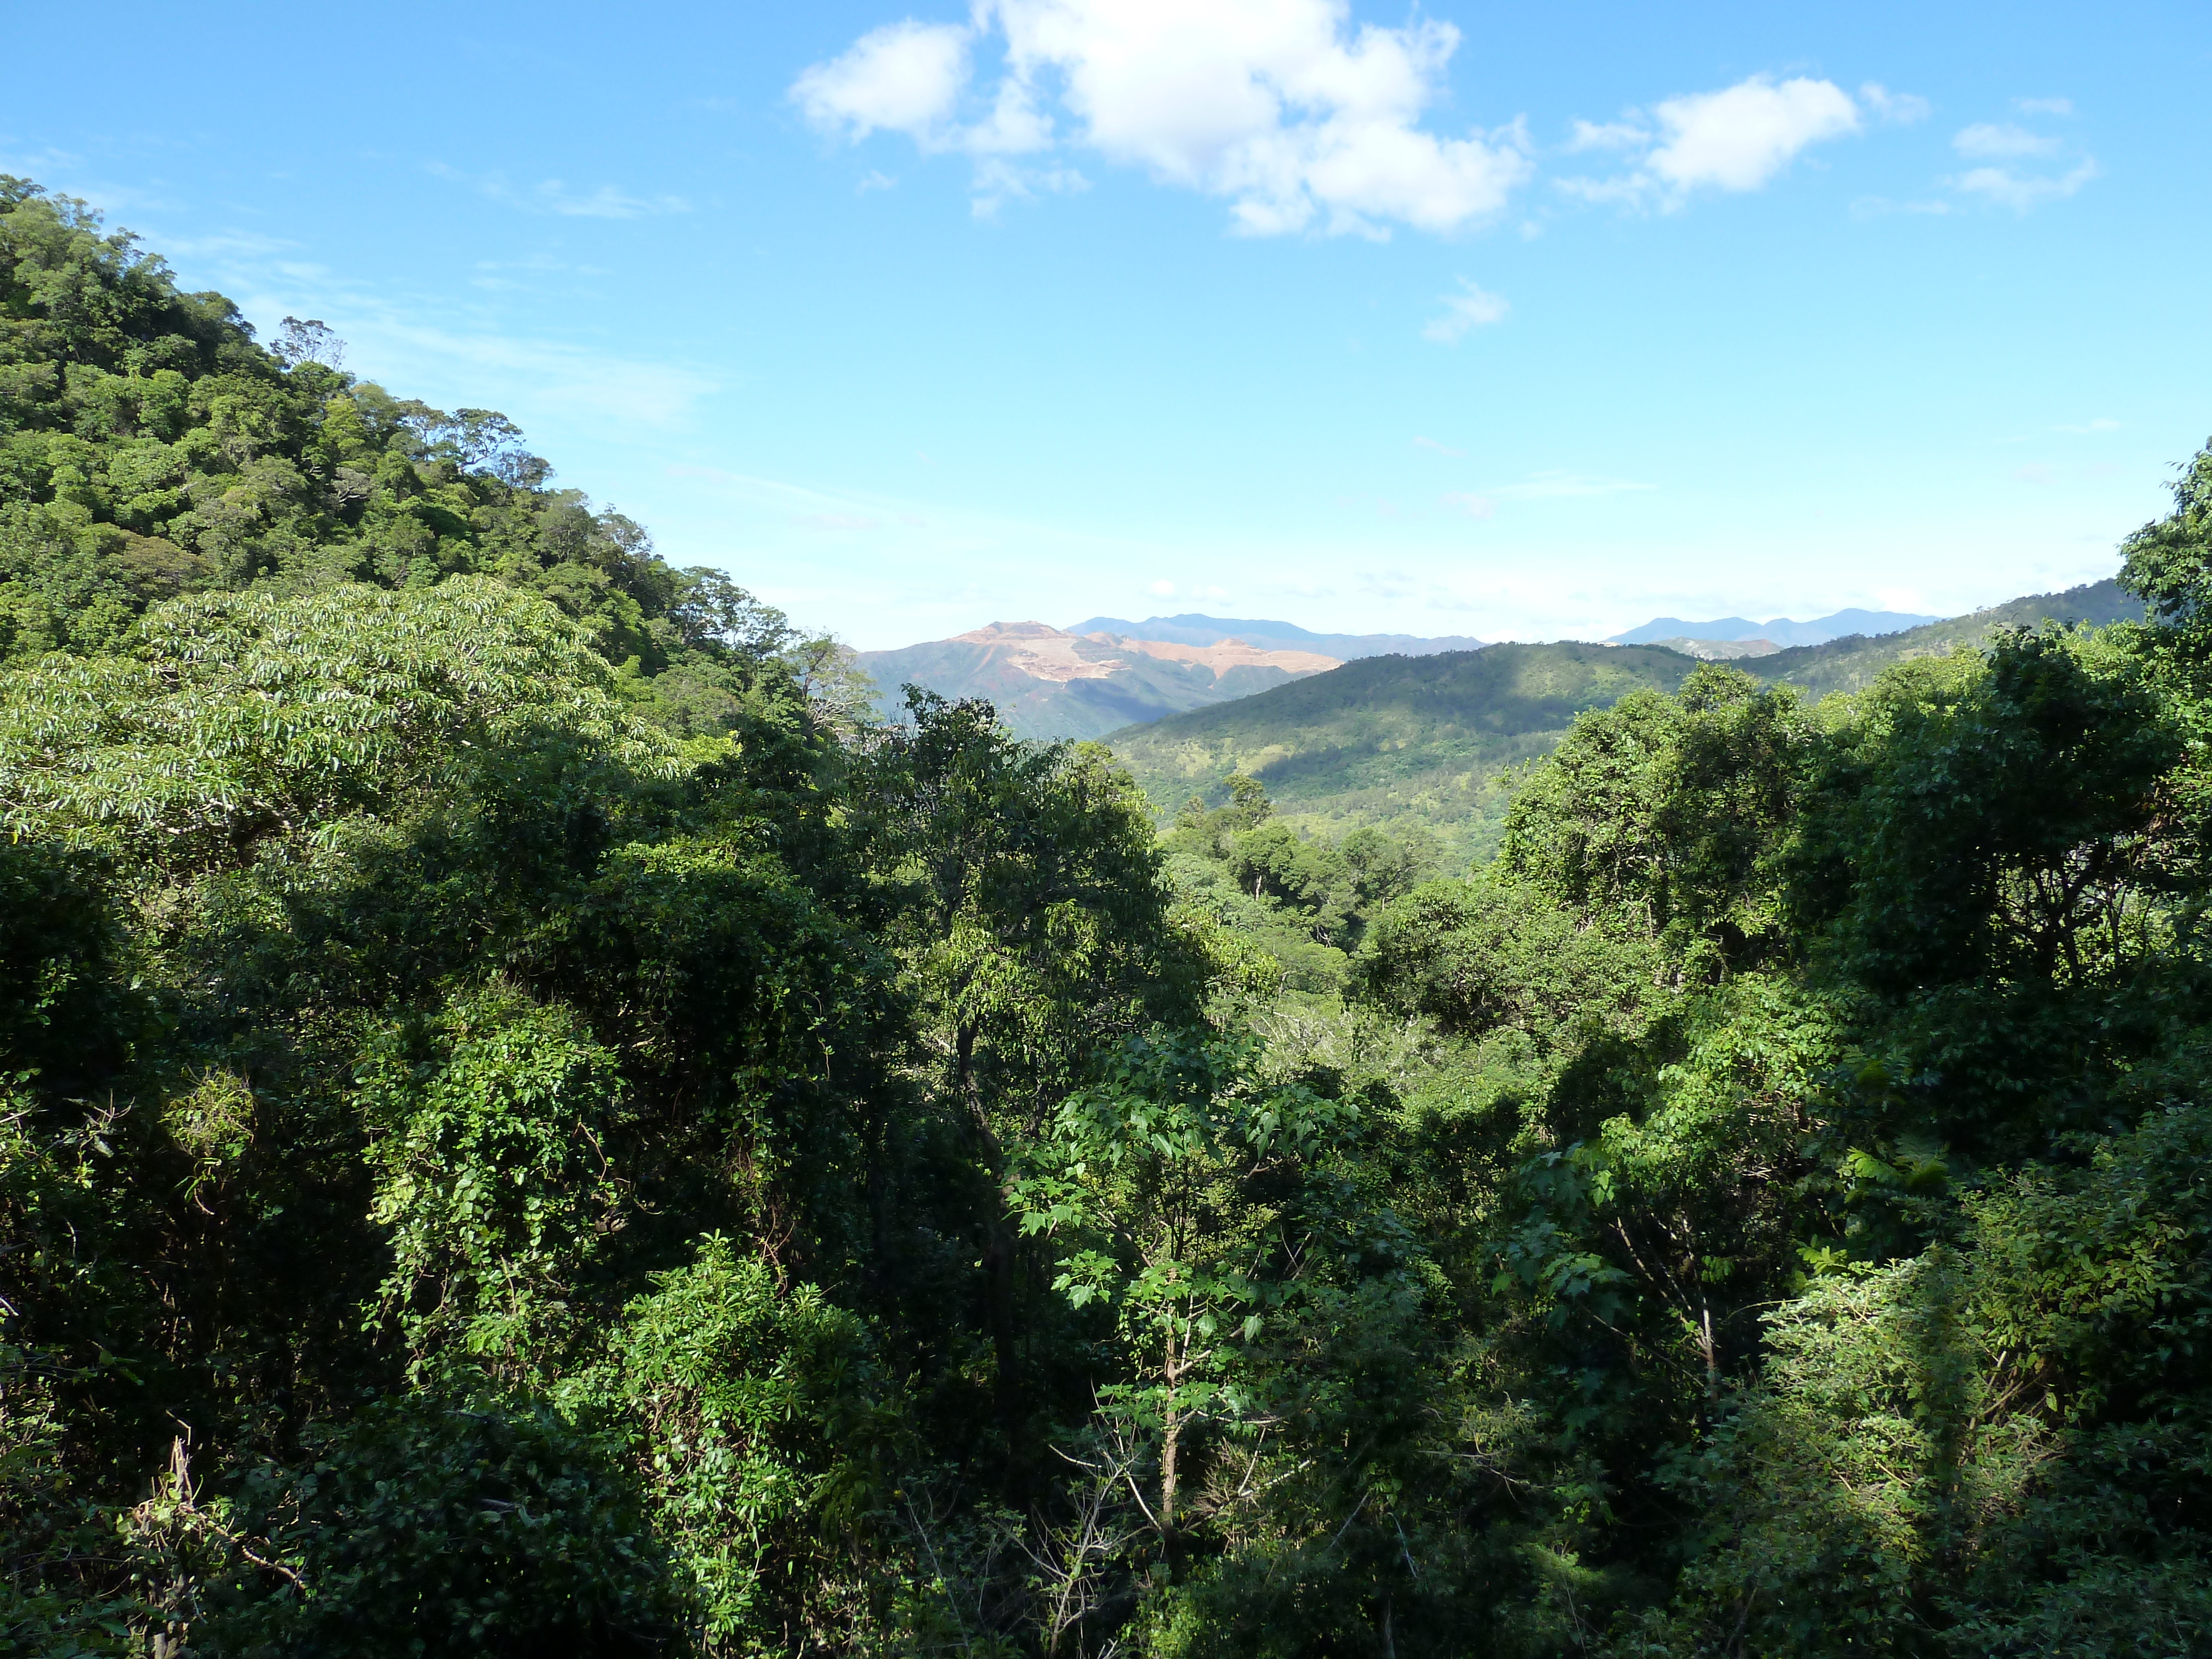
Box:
left=0, top=577, right=682, bottom=872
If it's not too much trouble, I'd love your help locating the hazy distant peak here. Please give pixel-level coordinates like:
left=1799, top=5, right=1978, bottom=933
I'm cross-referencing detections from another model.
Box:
left=1066, top=613, right=1483, bottom=658
left=1611, top=607, right=1939, bottom=648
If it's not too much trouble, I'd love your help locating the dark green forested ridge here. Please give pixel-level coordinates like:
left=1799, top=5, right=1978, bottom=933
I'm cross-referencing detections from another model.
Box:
left=0, top=175, right=862, bottom=735
left=7, top=178, right=2212, bottom=1659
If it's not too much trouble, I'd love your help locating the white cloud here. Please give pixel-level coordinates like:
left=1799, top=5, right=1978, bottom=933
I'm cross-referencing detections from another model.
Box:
left=1422, top=278, right=1508, bottom=342
left=1412, top=435, right=1464, bottom=456
left=1953, top=122, right=2060, bottom=159
left=1955, top=156, right=2098, bottom=211
left=793, top=0, right=1533, bottom=236
left=1558, top=74, right=1866, bottom=208
left=2017, top=96, right=2074, bottom=116
left=1860, top=82, right=1931, bottom=124
left=791, top=20, right=973, bottom=144
left=1440, top=492, right=1494, bottom=518
left=1150, top=578, right=1176, bottom=596
left=1646, top=76, right=1860, bottom=191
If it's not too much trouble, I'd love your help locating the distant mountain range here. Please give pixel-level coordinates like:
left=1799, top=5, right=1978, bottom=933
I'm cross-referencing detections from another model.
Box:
left=1068, top=613, right=1485, bottom=659
left=1609, top=607, right=1938, bottom=648
left=857, top=615, right=1485, bottom=740
left=857, top=590, right=2127, bottom=750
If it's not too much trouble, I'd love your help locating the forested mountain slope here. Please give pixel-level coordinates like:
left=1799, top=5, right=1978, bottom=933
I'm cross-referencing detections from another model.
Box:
left=1104, top=643, right=1697, bottom=862
left=0, top=175, right=855, bottom=733
left=8, top=174, right=2212, bottom=1659
left=1752, top=575, right=2140, bottom=696
left=1105, top=581, right=2139, bottom=865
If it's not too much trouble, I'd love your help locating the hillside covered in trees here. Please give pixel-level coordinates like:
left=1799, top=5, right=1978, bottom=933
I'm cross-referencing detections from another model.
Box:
left=1104, top=581, right=2146, bottom=866
left=5, top=177, right=2212, bottom=1659
left=1106, top=644, right=1701, bottom=865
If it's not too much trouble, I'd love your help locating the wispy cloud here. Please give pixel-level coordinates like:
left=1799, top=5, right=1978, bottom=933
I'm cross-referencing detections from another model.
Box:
left=1954, top=122, right=2061, bottom=159
left=969, top=156, right=1089, bottom=219
left=429, top=163, right=690, bottom=219
left=1485, top=471, right=1652, bottom=500
left=1440, top=492, right=1495, bottom=518
left=1566, top=119, right=1648, bottom=153
left=1849, top=195, right=1953, bottom=218
left=1954, top=156, right=2098, bottom=211
left=1943, top=111, right=2094, bottom=211
left=100, top=205, right=717, bottom=439
left=1859, top=82, right=1931, bottom=124
left=1423, top=278, right=1509, bottom=343
left=155, top=228, right=302, bottom=260
left=1412, top=435, right=1464, bottom=457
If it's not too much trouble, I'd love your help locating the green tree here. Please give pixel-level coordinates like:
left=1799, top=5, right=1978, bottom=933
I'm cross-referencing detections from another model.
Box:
left=1013, top=1032, right=1355, bottom=1546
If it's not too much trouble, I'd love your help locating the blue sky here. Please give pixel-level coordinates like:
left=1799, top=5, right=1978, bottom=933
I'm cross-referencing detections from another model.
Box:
left=5, top=0, right=2208, bottom=649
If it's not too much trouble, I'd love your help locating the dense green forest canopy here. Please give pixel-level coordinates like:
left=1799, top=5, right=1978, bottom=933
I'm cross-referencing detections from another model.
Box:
left=6, top=175, right=2212, bottom=1658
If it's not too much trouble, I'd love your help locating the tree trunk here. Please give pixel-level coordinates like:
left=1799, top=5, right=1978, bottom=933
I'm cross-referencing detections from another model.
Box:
left=1160, top=1403, right=1181, bottom=1535
left=957, top=1020, right=1030, bottom=1494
